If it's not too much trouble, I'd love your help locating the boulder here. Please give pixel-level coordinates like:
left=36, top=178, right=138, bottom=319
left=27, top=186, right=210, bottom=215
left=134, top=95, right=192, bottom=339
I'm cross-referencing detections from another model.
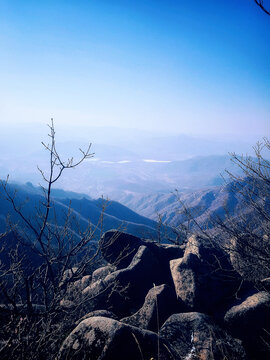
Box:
left=160, top=312, right=246, bottom=360
left=73, top=275, right=92, bottom=290
left=92, top=265, right=116, bottom=283
left=224, top=291, right=270, bottom=359
left=103, top=245, right=162, bottom=316
left=60, top=273, right=91, bottom=305
left=58, top=316, right=175, bottom=360
left=75, top=310, right=118, bottom=325
left=170, top=235, right=242, bottom=313
left=61, top=276, right=100, bottom=308
left=155, top=243, right=185, bottom=260
left=121, top=284, right=183, bottom=332
left=101, top=230, right=184, bottom=285
left=81, top=279, right=108, bottom=313
left=59, top=267, right=79, bottom=287
left=82, top=245, right=164, bottom=317
left=101, top=230, right=143, bottom=269
left=59, top=299, right=75, bottom=309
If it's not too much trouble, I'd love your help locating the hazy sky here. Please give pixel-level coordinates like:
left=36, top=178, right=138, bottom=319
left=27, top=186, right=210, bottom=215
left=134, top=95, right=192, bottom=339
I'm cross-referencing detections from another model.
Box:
left=0, top=0, right=270, bottom=138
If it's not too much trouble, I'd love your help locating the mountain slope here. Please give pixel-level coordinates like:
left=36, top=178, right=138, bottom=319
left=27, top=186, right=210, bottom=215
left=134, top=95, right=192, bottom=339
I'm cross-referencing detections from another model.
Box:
left=116, top=180, right=264, bottom=231
left=0, top=182, right=170, bottom=241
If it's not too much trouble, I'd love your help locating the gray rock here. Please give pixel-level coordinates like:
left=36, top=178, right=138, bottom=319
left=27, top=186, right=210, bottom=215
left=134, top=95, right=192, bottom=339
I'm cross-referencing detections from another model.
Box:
left=224, top=291, right=270, bottom=359
left=103, top=245, right=161, bottom=316
left=73, top=275, right=92, bottom=290
left=160, top=312, right=246, bottom=360
left=60, top=274, right=91, bottom=306
left=59, top=299, right=75, bottom=309
left=224, top=291, right=270, bottom=330
left=101, top=230, right=143, bottom=269
left=60, top=275, right=98, bottom=309
left=155, top=243, right=185, bottom=260
left=121, top=284, right=181, bottom=332
left=92, top=265, right=116, bottom=283
left=101, top=230, right=183, bottom=285
left=59, top=267, right=79, bottom=287
left=81, top=279, right=107, bottom=313
left=170, top=235, right=241, bottom=313
left=82, top=245, right=164, bottom=317
left=75, top=310, right=118, bottom=325
left=58, top=316, right=175, bottom=360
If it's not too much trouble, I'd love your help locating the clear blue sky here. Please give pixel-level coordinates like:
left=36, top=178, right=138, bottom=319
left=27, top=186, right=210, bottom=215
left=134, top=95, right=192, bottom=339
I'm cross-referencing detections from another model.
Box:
left=0, top=0, right=269, bottom=138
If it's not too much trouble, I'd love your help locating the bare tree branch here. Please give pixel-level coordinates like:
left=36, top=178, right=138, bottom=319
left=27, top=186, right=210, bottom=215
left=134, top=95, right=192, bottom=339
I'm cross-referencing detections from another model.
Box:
left=254, top=0, right=270, bottom=16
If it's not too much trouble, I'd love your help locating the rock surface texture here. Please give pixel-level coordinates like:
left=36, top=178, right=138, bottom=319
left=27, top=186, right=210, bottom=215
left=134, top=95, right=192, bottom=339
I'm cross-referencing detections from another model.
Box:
left=58, top=316, right=175, bottom=360
left=160, top=312, right=246, bottom=360
left=170, top=235, right=242, bottom=313
left=121, top=284, right=181, bottom=332
left=58, top=230, right=270, bottom=360
left=224, top=291, right=270, bottom=359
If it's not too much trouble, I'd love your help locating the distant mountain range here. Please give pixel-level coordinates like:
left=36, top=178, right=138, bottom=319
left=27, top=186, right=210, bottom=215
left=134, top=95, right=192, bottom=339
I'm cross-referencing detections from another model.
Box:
left=0, top=124, right=257, bottom=160
left=117, top=186, right=231, bottom=228
left=0, top=182, right=172, bottom=242
left=0, top=148, right=243, bottom=199
left=0, top=125, right=255, bottom=200
left=0, top=125, right=262, bottom=239
left=1, top=175, right=267, bottom=250
left=116, top=179, right=266, bottom=232
left=79, top=154, right=241, bottom=199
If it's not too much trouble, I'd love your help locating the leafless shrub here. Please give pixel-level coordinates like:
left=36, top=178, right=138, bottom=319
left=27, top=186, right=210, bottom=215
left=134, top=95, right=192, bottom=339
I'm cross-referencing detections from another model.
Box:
left=0, top=120, right=111, bottom=359
left=174, top=139, right=270, bottom=284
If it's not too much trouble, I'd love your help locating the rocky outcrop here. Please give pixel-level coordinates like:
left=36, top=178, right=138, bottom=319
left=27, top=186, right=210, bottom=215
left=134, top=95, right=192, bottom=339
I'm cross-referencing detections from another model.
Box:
left=101, top=230, right=184, bottom=270
left=58, top=231, right=269, bottom=360
left=100, top=231, right=144, bottom=269
left=73, top=275, right=92, bottom=290
left=170, top=235, right=242, bottom=313
left=82, top=245, right=165, bottom=317
left=91, top=265, right=116, bottom=283
left=121, top=284, right=182, bottom=332
left=101, top=230, right=184, bottom=285
left=59, top=274, right=92, bottom=309
left=75, top=310, right=118, bottom=325
left=160, top=312, right=246, bottom=360
left=58, top=316, right=175, bottom=360
left=62, top=233, right=184, bottom=318
left=224, top=291, right=270, bottom=359
left=157, top=242, right=185, bottom=259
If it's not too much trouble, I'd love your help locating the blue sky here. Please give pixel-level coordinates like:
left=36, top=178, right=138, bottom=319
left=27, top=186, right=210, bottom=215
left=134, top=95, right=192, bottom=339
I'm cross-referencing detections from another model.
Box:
left=0, top=0, right=270, bottom=138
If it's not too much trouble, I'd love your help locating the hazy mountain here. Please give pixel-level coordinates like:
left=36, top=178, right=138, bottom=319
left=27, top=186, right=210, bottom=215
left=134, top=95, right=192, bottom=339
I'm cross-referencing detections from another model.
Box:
left=116, top=179, right=266, bottom=232
left=0, top=124, right=256, bottom=196
left=0, top=125, right=258, bottom=220
left=1, top=124, right=256, bottom=159
left=0, top=182, right=171, bottom=242
left=59, top=154, right=240, bottom=199
left=0, top=146, right=242, bottom=197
